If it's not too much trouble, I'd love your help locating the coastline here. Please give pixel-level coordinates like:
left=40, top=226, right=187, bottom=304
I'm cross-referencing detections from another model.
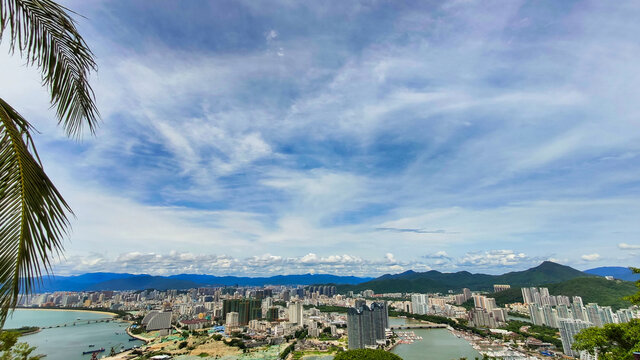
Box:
left=125, top=325, right=151, bottom=343
left=13, top=307, right=117, bottom=317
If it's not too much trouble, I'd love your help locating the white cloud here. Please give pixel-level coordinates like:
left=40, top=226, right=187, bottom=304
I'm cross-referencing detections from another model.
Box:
left=581, top=253, right=601, bottom=261
left=458, top=250, right=531, bottom=267
left=618, top=243, right=640, bottom=250
left=266, top=29, right=278, bottom=41
left=53, top=251, right=425, bottom=277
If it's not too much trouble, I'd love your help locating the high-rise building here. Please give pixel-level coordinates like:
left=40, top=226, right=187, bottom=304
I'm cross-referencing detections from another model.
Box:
left=287, top=302, right=304, bottom=326
left=266, top=307, right=279, bottom=322
left=559, top=318, right=592, bottom=357
left=616, top=309, right=634, bottom=324
left=471, top=295, right=496, bottom=311
left=222, top=299, right=261, bottom=325
left=542, top=305, right=559, bottom=328
left=557, top=304, right=571, bottom=320
left=585, top=303, right=604, bottom=327
left=493, top=284, right=511, bottom=293
left=411, top=294, right=428, bottom=315
left=601, top=306, right=615, bottom=325
left=226, top=312, right=239, bottom=327
left=529, top=305, right=545, bottom=326
left=463, top=288, right=472, bottom=301
left=522, top=288, right=533, bottom=304
left=347, top=302, right=388, bottom=350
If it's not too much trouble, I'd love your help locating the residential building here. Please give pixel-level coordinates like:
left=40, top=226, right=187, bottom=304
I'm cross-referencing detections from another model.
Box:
left=347, top=302, right=388, bottom=350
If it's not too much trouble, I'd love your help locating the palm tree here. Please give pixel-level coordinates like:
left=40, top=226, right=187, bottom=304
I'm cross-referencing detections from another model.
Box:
left=0, top=0, right=98, bottom=325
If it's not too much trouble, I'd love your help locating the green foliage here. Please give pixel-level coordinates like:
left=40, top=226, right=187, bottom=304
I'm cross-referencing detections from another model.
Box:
left=279, top=341, right=295, bottom=359
left=572, top=269, right=640, bottom=359
left=0, top=327, right=37, bottom=336
left=0, top=0, right=99, bottom=326
left=502, top=321, right=562, bottom=348
left=623, top=267, right=640, bottom=305
left=295, top=329, right=308, bottom=339
left=333, top=349, right=402, bottom=360
left=0, top=331, right=42, bottom=359
left=573, top=319, right=640, bottom=359
left=303, top=305, right=348, bottom=313
left=225, top=338, right=246, bottom=349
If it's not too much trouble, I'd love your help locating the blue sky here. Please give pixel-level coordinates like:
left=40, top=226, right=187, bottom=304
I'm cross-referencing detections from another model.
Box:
left=2, top=0, right=640, bottom=276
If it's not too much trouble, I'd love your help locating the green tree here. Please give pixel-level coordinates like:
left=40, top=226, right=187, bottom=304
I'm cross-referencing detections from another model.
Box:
left=573, top=267, right=640, bottom=359
left=0, top=331, right=42, bottom=359
left=333, top=349, right=403, bottom=360
left=0, top=0, right=98, bottom=326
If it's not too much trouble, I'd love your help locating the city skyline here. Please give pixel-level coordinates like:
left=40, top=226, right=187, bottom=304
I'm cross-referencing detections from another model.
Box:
left=2, top=0, right=640, bottom=276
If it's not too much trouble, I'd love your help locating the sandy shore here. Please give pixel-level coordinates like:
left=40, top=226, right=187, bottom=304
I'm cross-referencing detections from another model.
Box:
left=14, top=307, right=117, bottom=317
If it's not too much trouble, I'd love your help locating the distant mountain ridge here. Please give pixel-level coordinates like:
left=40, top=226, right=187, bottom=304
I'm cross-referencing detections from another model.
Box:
left=584, top=266, right=640, bottom=282
left=336, top=261, right=595, bottom=293
left=36, top=273, right=374, bottom=292
left=34, top=261, right=610, bottom=292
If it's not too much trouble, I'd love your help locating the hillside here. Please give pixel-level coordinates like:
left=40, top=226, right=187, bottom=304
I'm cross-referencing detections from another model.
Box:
left=337, top=261, right=593, bottom=294
left=489, top=277, right=637, bottom=310
left=584, top=266, right=640, bottom=282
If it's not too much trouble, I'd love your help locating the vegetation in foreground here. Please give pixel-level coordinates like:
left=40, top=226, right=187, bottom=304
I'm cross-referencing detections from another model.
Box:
left=573, top=267, right=640, bottom=359
left=333, top=348, right=403, bottom=360
left=0, top=331, right=42, bottom=359
left=0, top=0, right=99, bottom=327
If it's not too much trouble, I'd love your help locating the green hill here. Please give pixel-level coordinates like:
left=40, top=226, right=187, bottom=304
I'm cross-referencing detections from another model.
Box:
left=337, top=261, right=594, bottom=294
left=489, top=277, right=637, bottom=310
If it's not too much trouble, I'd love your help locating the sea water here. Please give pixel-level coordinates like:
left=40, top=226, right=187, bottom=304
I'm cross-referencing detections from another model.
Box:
left=3, top=309, right=144, bottom=360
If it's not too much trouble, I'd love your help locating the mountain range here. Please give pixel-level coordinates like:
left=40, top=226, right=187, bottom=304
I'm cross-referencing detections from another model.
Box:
left=34, top=262, right=636, bottom=292
left=335, top=261, right=594, bottom=293
left=35, top=273, right=374, bottom=292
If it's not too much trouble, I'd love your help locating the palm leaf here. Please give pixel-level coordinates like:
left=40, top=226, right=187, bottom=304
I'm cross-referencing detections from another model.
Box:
left=0, top=0, right=99, bottom=136
left=0, top=0, right=97, bottom=326
left=0, top=98, right=71, bottom=325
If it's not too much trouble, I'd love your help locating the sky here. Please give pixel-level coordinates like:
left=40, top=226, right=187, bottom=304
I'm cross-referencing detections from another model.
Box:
left=2, top=0, right=640, bottom=277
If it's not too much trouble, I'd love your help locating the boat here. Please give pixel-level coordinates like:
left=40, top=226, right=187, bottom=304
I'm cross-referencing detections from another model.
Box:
left=88, top=345, right=95, bottom=348
left=129, top=338, right=138, bottom=341
left=82, top=348, right=105, bottom=355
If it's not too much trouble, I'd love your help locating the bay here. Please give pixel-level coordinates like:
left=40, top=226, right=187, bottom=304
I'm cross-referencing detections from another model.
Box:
left=3, top=309, right=144, bottom=360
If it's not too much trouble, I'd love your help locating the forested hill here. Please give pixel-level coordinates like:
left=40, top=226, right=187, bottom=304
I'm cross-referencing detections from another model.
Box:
left=336, top=261, right=594, bottom=294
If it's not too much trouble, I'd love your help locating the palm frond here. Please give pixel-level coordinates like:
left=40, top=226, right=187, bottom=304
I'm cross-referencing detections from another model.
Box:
left=0, top=0, right=99, bottom=136
left=0, top=98, right=71, bottom=326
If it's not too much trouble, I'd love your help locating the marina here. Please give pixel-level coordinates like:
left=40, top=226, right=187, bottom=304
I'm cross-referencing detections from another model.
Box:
left=389, top=318, right=482, bottom=360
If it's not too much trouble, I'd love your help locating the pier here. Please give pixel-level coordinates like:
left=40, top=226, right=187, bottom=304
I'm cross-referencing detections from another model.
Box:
left=39, top=317, right=113, bottom=329
left=390, top=324, right=447, bottom=330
